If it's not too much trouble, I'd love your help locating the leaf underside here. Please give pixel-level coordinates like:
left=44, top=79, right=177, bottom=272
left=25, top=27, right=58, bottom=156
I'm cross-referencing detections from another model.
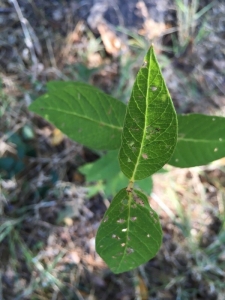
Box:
left=119, top=46, right=178, bottom=181
left=169, top=114, right=225, bottom=167
left=96, top=188, right=162, bottom=274
left=29, top=82, right=126, bottom=150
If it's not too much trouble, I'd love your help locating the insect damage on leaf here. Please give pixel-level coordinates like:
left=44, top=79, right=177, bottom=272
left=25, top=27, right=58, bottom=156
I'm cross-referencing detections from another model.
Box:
left=96, top=188, right=162, bottom=273
left=119, top=45, right=178, bottom=181
left=96, top=45, right=177, bottom=273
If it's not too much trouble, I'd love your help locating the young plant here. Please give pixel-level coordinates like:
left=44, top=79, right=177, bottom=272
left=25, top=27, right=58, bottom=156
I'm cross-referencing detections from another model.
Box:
left=29, top=46, right=225, bottom=273
left=95, top=46, right=177, bottom=273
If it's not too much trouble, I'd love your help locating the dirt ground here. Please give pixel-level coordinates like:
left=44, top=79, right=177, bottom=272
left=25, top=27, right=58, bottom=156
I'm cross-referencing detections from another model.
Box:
left=1, top=1, right=225, bottom=299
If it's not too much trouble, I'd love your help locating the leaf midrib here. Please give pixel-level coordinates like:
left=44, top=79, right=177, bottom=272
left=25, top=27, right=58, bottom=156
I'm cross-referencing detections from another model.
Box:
left=40, top=107, right=123, bottom=131
left=130, top=51, right=152, bottom=181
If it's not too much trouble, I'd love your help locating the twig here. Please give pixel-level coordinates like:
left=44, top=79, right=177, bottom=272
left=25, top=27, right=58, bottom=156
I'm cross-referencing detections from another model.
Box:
left=9, top=0, right=41, bottom=80
left=46, top=38, right=57, bottom=68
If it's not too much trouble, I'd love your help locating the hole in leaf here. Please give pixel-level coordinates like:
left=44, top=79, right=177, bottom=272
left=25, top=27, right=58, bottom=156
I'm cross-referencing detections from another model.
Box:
left=133, top=193, right=144, bottom=206
left=117, top=219, right=125, bottom=224
left=121, top=243, right=126, bottom=247
left=212, top=118, right=215, bottom=121
left=219, top=138, right=223, bottom=141
left=131, top=217, right=137, bottom=221
left=147, top=234, right=151, bottom=238
left=129, top=141, right=134, bottom=147
left=214, top=148, right=218, bottom=152
left=151, top=86, right=157, bottom=91
left=103, top=216, right=108, bottom=222
left=142, top=61, right=147, bottom=67
left=134, top=199, right=144, bottom=206
left=126, top=248, right=134, bottom=254
left=112, top=234, right=121, bottom=240
left=142, top=153, right=148, bottom=159
left=127, top=158, right=131, bottom=162
left=122, top=228, right=127, bottom=232
left=175, top=159, right=179, bottom=162
left=100, top=245, right=103, bottom=248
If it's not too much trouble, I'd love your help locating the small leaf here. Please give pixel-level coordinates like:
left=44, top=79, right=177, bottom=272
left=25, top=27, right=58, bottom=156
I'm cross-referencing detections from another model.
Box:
left=79, top=151, right=153, bottom=197
left=96, top=188, right=162, bottom=273
left=79, top=151, right=121, bottom=183
left=29, top=82, right=126, bottom=150
left=169, top=114, right=225, bottom=167
left=79, top=151, right=129, bottom=197
left=119, top=46, right=177, bottom=181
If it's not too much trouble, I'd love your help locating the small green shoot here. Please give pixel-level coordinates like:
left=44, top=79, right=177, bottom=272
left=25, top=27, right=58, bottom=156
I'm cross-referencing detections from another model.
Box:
left=29, top=45, right=225, bottom=273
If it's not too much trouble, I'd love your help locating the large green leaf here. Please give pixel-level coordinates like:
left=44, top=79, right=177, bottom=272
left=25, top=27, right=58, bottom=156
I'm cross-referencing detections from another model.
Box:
left=29, top=82, right=126, bottom=150
left=79, top=151, right=153, bottom=197
left=30, top=81, right=225, bottom=170
left=169, top=114, right=225, bottom=167
left=96, top=188, right=162, bottom=273
left=119, top=46, right=178, bottom=181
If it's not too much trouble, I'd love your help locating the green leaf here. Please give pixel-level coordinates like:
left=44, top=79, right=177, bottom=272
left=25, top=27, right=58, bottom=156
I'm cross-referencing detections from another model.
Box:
left=119, top=46, right=178, bottom=181
left=96, top=188, right=162, bottom=273
left=169, top=114, right=225, bottom=167
left=79, top=151, right=153, bottom=197
left=79, top=151, right=121, bottom=183
left=29, top=82, right=126, bottom=150
left=30, top=81, right=225, bottom=169
left=79, top=151, right=128, bottom=197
